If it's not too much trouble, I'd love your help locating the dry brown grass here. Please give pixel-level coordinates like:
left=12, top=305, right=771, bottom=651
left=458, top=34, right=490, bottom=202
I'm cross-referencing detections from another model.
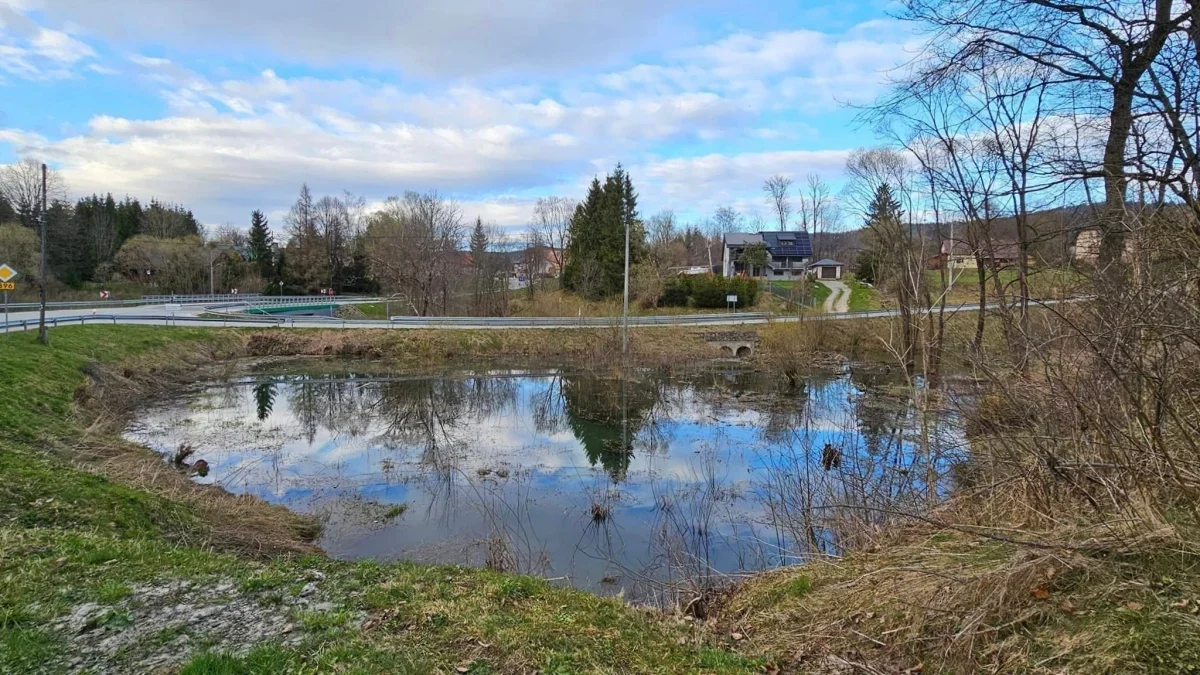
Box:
left=64, top=342, right=321, bottom=557
left=712, top=527, right=1088, bottom=673
left=240, top=326, right=725, bottom=365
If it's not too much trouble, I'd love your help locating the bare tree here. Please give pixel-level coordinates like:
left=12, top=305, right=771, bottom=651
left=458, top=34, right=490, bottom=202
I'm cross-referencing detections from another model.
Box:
left=0, top=159, right=66, bottom=228
left=532, top=196, right=576, bottom=272
left=314, top=195, right=349, bottom=289
left=844, top=148, right=926, bottom=364
left=283, top=184, right=326, bottom=291
left=522, top=228, right=547, bottom=298
left=710, top=206, right=742, bottom=272
left=646, top=209, right=685, bottom=272
left=899, top=0, right=1189, bottom=270
left=365, top=192, right=464, bottom=316
left=763, top=174, right=793, bottom=230
left=797, top=174, right=838, bottom=258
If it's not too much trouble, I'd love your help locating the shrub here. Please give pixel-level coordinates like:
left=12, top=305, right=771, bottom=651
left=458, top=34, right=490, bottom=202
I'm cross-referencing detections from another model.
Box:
left=666, top=275, right=759, bottom=309
left=661, top=277, right=691, bottom=307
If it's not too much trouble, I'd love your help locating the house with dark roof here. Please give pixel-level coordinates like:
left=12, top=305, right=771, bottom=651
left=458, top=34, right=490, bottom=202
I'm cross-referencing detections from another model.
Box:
left=810, top=259, right=845, bottom=280
left=722, top=231, right=814, bottom=280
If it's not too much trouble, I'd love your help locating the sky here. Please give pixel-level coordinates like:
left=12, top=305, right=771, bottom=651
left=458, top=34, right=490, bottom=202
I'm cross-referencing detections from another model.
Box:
left=0, top=0, right=921, bottom=235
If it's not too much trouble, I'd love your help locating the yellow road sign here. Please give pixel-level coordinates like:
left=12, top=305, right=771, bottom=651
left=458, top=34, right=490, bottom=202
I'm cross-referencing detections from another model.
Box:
left=0, top=283, right=14, bottom=291
left=0, top=264, right=16, bottom=282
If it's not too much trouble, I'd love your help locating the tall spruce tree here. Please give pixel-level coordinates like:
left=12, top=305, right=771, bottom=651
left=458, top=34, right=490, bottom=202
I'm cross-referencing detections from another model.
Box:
left=469, top=217, right=488, bottom=262
left=248, top=210, right=275, bottom=278
left=561, top=164, right=643, bottom=299
left=469, top=217, right=490, bottom=310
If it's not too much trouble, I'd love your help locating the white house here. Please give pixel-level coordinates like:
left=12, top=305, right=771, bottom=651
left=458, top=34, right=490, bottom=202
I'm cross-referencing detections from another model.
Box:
left=810, top=259, right=844, bottom=280
left=722, top=231, right=814, bottom=280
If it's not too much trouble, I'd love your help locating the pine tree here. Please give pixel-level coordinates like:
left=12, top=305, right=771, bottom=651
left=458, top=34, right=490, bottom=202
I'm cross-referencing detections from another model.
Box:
left=248, top=209, right=275, bottom=278
left=561, top=165, right=644, bottom=299
left=470, top=217, right=488, bottom=262
left=469, top=217, right=490, bottom=311
left=0, top=193, right=15, bottom=224
left=864, top=183, right=905, bottom=284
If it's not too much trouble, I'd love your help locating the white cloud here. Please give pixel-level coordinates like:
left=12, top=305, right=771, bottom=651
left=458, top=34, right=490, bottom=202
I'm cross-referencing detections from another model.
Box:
left=0, top=7, right=911, bottom=229
left=29, top=26, right=91, bottom=62
left=129, top=54, right=170, bottom=68
left=0, top=8, right=94, bottom=79
left=599, top=20, right=917, bottom=112
left=26, top=0, right=701, bottom=77
left=635, top=149, right=853, bottom=218
left=0, top=109, right=595, bottom=225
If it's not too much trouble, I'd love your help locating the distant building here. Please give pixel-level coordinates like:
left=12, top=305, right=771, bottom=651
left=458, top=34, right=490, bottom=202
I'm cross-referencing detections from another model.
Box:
left=669, top=265, right=716, bottom=276
left=931, top=239, right=1023, bottom=270
left=505, top=246, right=562, bottom=279
left=722, top=231, right=813, bottom=280
left=810, top=259, right=845, bottom=280
left=1071, top=228, right=1134, bottom=265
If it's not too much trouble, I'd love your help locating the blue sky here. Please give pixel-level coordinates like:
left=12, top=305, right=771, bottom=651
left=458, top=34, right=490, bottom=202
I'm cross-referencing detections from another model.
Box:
left=0, top=0, right=919, bottom=234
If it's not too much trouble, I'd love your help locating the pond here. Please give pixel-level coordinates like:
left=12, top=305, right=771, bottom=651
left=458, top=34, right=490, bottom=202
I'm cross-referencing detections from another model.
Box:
left=125, top=362, right=963, bottom=603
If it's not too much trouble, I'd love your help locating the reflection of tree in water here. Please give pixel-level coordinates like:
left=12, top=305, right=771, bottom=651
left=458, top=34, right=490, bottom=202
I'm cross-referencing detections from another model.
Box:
left=253, top=380, right=277, bottom=421
left=276, top=372, right=521, bottom=450
left=560, top=373, right=662, bottom=482
left=848, top=367, right=910, bottom=459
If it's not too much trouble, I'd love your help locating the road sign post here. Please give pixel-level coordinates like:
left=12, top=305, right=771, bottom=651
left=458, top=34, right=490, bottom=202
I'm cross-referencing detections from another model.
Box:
left=0, top=264, right=18, bottom=334
left=726, top=294, right=738, bottom=313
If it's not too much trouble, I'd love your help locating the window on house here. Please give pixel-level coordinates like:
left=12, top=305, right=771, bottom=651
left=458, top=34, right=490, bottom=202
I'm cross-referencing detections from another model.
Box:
left=773, top=269, right=784, bottom=276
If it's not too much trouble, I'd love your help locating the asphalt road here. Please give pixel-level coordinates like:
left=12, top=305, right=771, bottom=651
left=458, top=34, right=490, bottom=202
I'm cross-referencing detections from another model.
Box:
left=0, top=298, right=1084, bottom=333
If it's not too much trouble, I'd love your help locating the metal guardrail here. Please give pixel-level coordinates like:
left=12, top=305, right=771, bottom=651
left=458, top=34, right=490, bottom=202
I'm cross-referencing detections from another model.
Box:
left=3, top=295, right=382, bottom=310
left=0, top=299, right=1088, bottom=334
left=142, top=293, right=262, bottom=302
left=387, top=313, right=773, bottom=327
left=0, top=312, right=777, bottom=333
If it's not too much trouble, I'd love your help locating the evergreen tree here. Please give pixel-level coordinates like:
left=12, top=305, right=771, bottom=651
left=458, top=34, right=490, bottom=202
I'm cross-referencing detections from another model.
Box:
left=470, top=217, right=489, bottom=262
left=114, top=196, right=142, bottom=243
left=0, top=193, right=15, bottom=224
left=248, top=210, right=275, bottom=278
left=863, top=183, right=905, bottom=286
left=561, top=164, right=644, bottom=299
left=469, top=217, right=491, bottom=311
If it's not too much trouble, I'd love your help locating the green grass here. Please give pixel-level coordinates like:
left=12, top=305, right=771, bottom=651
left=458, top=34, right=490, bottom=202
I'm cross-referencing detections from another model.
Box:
left=0, top=325, right=762, bottom=674
left=844, top=273, right=876, bottom=312
left=382, top=503, right=408, bottom=520
left=351, top=302, right=389, bottom=319
left=927, top=266, right=1087, bottom=305
left=810, top=281, right=832, bottom=307
left=767, top=279, right=830, bottom=310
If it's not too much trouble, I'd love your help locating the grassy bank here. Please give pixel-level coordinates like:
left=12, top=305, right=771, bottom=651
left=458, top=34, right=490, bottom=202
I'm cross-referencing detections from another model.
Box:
left=0, top=327, right=760, bottom=673
left=2, top=324, right=1195, bottom=673
left=844, top=273, right=876, bottom=312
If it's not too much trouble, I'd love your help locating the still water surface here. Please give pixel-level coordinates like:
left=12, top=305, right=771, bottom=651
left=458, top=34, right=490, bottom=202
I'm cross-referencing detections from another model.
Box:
left=126, top=364, right=958, bottom=600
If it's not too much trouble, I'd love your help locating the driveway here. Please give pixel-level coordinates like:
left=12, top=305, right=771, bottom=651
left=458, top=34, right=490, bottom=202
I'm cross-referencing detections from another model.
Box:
left=822, top=280, right=850, bottom=313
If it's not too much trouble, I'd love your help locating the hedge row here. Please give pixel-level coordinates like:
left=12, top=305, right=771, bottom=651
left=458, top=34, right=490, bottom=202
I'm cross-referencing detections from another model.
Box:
left=661, top=275, right=760, bottom=309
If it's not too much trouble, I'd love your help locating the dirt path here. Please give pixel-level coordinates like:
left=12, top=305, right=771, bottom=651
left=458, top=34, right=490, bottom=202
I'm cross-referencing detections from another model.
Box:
left=822, top=280, right=850, bottom=313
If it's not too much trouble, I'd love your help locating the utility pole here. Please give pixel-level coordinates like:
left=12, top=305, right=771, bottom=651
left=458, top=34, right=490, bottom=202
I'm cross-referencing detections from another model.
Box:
left=622, top=202, right=631, bottom=356
left=208, top=247, right=221, bottom=296
left=37, top=163, right=48, bottom=345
